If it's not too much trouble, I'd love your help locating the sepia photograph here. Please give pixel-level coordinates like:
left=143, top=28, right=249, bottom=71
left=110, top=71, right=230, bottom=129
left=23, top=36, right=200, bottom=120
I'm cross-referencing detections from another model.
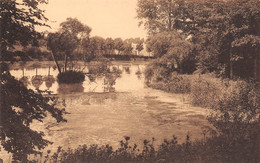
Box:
left=0, top=0, right=259, bottom=162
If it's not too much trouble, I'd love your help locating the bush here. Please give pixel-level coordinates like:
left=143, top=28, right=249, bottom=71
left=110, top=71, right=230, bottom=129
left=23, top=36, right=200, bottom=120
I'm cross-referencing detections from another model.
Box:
left=146, top=72, right=191, bottom=94
left=167, top=74, right=191, bottom=93
left=189, top=74, right=223, bottom=108
left=189, top=75, right=259, bottom=159
left=189, top=75, right=259, bottom=115
left=57, top=70, right=85, bottom=84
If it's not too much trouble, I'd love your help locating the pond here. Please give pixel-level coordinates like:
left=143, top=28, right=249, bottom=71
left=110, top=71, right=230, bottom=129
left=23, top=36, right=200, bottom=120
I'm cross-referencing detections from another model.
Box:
left=7, top=61, right=211, bottom=156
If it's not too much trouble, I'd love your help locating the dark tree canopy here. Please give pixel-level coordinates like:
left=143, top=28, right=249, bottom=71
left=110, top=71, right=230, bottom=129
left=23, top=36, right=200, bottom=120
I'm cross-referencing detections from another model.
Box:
left=138, top=0, right=260, bottom=79
left=0, top=64, right=66, bottom=161
left=0, top=0, right=49, bottom=56
left=0, top=0, right=67, bottom=162
left=190, top=0, right=260, bottom=78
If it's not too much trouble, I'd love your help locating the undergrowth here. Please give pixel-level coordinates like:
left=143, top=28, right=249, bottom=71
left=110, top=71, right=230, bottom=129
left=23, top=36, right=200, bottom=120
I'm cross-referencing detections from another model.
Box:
left=42, top=132, right=259, bottom=163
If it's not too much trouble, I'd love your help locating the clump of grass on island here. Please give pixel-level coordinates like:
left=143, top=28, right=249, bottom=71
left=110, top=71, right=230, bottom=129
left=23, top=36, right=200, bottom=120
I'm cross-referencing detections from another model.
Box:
left=57, top=70, right=85, bottom=84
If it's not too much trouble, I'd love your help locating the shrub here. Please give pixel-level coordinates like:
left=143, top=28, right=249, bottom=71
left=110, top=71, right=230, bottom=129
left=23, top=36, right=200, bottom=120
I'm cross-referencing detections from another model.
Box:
left=146, top=73, right=191, bottom=94
left=189, top=75, right=259, bottom=159
left=189, top=74, right=223, bottom=108
left=144, top=59, right=173, bottom=83
left=167, top=74, right=191, bottom=93
left=57, top=70, right=85, bottom=84
left=189, top=75, right=259, bottom=117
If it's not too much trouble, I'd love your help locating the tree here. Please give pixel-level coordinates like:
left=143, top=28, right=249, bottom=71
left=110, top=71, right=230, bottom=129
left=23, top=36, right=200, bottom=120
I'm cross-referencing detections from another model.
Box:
left=0, top=64, right=66, bottom=161
left=190, top=0, right=260, bottom=79
left=123, top=40, right=133, bottom=55
left=60, top=18, right=91, bottom=39
left=0, top=0, right=48, bottom=58
left=146, top=31, right=194, bottom=73
left=137, top=0, right=193, bottom=35
left=138, top=0, right=260, bottom=79
left=114, top=38, right=125, bottom=55
left=136, top=42, right=144, bottom=55
left=83, top=36, right=106, bottom=57
left=0, top=0, right=66, bottom=161
left=47, top=18, right=92, bottom=72
left=105, top=37, right=115, bottom=55
left=47, top=31, right=78, bottom=73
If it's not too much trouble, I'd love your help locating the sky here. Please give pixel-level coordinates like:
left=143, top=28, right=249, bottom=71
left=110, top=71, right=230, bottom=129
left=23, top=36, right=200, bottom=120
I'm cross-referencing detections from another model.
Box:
left=37, top=0, right=147, bottom=39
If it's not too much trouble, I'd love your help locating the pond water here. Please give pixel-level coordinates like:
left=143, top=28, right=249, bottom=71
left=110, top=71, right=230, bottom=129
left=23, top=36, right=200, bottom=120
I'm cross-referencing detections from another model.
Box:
left=5, top=61, right=211, bottom=159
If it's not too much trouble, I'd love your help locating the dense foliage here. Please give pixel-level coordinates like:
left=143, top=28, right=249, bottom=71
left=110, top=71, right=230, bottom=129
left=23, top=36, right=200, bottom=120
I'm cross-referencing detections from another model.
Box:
left=0, top=0, right=48, bottom=57
left=0, top=64, right=67, bottom=162
left=42, top=132, right=259, bottom=163
left=138, top=0, right=260, bottom=79
left=0, top=0, right=67, bottom=162
left=141, top=1, right=260, bottom=162
left=190, top=0, right=260, bottom=79
left=146, top=31, right=196, bottom=74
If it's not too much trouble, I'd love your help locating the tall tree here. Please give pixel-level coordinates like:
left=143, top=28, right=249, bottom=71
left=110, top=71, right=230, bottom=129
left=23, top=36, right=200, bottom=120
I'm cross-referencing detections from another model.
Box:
left=114, top=38, right=125, bottom=55
left=60, top=18, right=91, bottom=38
left=0, top=0, right=66, bottom=162
left=47, top=31, right=78, bottom=73
left=138, top=0, right=260, bottom=79
left=190, top=0, right=260, bottom=79
left=47, top=18, right=92, bottom=72
left=137, top=0, right=193, bottom=35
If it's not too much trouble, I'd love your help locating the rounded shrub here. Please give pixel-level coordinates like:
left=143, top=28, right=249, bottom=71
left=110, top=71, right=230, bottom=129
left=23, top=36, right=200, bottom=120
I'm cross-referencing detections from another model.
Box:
left=57, top=70, right=85, bottom=84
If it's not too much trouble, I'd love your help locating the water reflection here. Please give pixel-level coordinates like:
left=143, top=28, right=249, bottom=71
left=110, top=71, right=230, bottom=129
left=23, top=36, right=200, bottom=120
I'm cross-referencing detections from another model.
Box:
left=31, top=75, right=43, bottom=89
left=58, top=83, right=84, bottom=94
left=123, top=66, right=131, bottom=74
left=135, top=66, right=142, bottom=80
left=103, top=69, right=122, bottom=92
left=19, top=76, right=30, bottom=87
left=10, top=63, right=147, bottom=95
left=44, top=75, right=55, bottom=90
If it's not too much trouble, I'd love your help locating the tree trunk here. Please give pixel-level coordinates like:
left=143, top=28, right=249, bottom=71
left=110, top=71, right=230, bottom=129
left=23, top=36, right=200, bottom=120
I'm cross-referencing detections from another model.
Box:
left=50, top=51, right=61, bottom=74
left=176, top=60, right=183, bottom=74
left=64, top=54, right=68, bottom=72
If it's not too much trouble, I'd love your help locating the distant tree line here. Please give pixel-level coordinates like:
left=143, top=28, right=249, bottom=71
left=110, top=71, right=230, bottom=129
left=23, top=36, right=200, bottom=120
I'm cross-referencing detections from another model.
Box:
left=2, top=19, right=146, bottom=63
left=137, top=0, right=260, bottom=80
